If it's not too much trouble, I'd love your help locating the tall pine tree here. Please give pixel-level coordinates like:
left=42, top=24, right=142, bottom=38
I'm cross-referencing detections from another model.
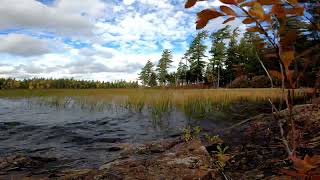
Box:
left=185, top=31, right=208, bottom=84
left=156, top=49, right=173, bottom=86
left=210, top=26, right=230, bottom=87
left=139, top=60, right=156, bottom=86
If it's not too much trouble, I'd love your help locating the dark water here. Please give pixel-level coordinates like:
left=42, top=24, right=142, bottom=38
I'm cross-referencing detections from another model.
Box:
left=0, top=97, right=260, bottom=169
left=0, top=98, right=198, bottom=168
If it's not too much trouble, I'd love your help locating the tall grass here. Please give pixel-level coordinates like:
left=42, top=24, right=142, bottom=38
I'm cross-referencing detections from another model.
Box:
left=0, top=88, right=307, bottom=120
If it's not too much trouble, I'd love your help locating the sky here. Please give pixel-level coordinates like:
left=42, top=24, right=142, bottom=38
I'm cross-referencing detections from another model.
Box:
left=0, top=0, right=244, bottom=82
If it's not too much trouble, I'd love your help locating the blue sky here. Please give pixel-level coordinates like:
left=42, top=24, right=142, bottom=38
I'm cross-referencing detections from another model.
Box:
left=0, top=0, right=243, bottom=81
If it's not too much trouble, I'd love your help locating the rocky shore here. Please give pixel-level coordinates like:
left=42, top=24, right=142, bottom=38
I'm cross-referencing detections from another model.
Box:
left=1, top=103, right=319, bottom=180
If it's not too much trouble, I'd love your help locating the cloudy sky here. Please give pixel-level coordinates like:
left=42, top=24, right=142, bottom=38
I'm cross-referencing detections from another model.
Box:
left=0, top=0, right=243, bottom=81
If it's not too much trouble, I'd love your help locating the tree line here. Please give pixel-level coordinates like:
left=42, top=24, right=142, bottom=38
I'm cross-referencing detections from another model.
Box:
left=138, top=25, right=267, bottom=88
left=139, top=22, right=319, bottom=88
left=0, top=78, right=139, bottom=89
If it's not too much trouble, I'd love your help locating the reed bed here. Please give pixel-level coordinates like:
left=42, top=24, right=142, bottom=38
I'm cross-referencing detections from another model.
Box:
left=0, top=88, right=307, bottom=120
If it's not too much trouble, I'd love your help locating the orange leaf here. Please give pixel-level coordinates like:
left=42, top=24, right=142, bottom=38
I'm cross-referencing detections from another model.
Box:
left=272, top=4, right=286, bottom=18
left=185, top=0, right=197, bottom=8
left=219, top=0, right=237, bottom=5
left=292, top=155, right=319, bottom=173
left=246, top=26, right=263, bottom=33
left=269, top=70, right=282, bottom=80
left=249, top=2, right=265, bottom=19
left=280, top=31, right=297, bottom=49
left=257, top=42, right=265, bottom=49
left=242, top=17, right=255, bottom=24
left=285, top=7, right=305, bottom=16
left=220, top=5, right=237, bottom=16
left=280, top=169, right=308, bottom=178
left=287, top=0, right=298, bottom=5
left=197, top=9, right=224, bottom=19
left=263, top=13, right=273, bottom=23
left=223, top=17, right=236, bottom=24
left=257, top=0, right=274, bottom=5
left=240, top=1, right=254, bottom=7
left=196, top=9, right=224, bottom=29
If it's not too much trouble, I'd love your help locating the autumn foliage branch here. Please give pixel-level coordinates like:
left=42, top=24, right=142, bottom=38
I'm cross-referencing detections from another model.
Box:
left=185, top=0, right=320, bottom=175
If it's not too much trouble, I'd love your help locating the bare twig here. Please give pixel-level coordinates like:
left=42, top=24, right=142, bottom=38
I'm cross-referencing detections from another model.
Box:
left=256, top=51, right=274, bottom=88
left=268, top=98, right=293, bottom=157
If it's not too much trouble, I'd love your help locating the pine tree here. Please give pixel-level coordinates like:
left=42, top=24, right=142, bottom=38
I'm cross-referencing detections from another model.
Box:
left=177, top=59, right=188, bottom=85
left=209, top=26, right=230, bottom=87
left=149, top=72, right=158, bottom=87
left=185, top=31, right=208, bottom=84
left=138, top=60, right=155, bottom=86
left=225, top=28, right=239, bottom=84
left=156, top=49, right=173, bottom=86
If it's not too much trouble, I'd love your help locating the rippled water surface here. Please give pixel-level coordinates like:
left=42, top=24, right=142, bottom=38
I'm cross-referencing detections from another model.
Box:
left=0, top=94, right=255, bottom=169
left=0, top=97, right=196, bottom=168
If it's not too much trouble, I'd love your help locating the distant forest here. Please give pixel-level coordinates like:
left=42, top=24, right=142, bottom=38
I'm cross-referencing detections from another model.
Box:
left=0, top=78, right=138, bottom=89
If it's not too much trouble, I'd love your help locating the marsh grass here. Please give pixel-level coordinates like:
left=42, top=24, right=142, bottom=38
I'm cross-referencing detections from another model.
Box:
left=149, top=96, right=173, bottom=121
left=0, top=88, right=307, bottom=120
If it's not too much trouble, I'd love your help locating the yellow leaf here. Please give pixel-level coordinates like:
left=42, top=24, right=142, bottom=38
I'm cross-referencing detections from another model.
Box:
left=249, top=2, right=265, bottom=19
left=220, top=5, right=237, bottom=16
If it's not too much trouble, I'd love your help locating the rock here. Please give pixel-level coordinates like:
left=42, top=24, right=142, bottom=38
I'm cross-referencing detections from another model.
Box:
left=107, top=147, right=122, bottom=152
left=57, top=169, right=100, bottom=180
left=0, top=155, right=56, bottom=171
left=100, top=139, right=214, bottom=179
left=119, top=137, right=182, bottom=156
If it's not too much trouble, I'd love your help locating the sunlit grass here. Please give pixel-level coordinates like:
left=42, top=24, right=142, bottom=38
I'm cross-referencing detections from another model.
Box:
left=0, top=88, right=307, bottom=120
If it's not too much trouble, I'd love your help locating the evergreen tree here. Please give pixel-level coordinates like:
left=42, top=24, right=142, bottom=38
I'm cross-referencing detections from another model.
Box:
left=238, top=33, right=264, bottom=77
left=138, top=60, right=155, bottom=86
left=156, top=49, right=173, bottom=86
left=185, top=31, right=208, bottom=84
left=226, top=28, right=239, bottom=84
left=210, top=26, right=230, bottom=87
left=176, top=59, right=188, bottom=85
left=149, top=72, right=158, bottom=87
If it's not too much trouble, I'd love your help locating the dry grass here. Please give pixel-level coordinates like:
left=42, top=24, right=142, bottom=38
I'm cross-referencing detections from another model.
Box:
left=0, top=88, right=307, bottom=119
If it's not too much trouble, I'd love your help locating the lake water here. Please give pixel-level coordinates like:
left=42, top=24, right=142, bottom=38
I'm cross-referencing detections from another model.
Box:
left=0, top=97, right=211, bottom=168
left=0, top=96, right=264, bottom=169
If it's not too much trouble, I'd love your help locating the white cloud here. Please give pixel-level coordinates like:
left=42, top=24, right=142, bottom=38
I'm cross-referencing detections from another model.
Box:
left=0, top=34, right=51, bottom=57
left=0, top=0, right=246, bottom=81
left=123, top=0, right=136, bottom=6
left=0, top=0, right=96, bottom=37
